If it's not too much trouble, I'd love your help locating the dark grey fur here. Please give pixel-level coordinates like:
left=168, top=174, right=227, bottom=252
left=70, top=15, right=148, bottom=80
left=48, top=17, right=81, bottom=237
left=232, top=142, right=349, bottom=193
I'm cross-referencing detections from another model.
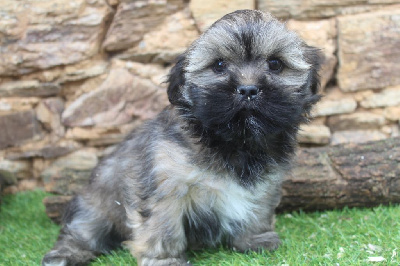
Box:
left=42, top=10, right=321, bottom=266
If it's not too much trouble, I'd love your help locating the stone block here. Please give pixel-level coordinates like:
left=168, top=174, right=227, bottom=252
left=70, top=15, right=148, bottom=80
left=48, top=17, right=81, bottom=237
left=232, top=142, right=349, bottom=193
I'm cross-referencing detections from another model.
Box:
left=298, top=124, right=331, bottom=145
left=41, top=149, right=98, bottom=195
left=0, top=80, right=60, bottom=97
left=59, top=61, right=109, bottom=84
left=0, top=98, right=40, bottom=113
left=0, top=159, right=32, bottom=180
left=328, top=112, right=386, bottom=130
left=5, top=139, right=82, bottom=160
left=114, top=10, right=198, bottom=63
left=190, top=0, right=254, bottom=32
left=61, top=67, right=169, bottom=127
left=0, top=110, right=42, bottom=149
left=122, top=61, right=170, bottom=86
left=36, top=98, right=65, bottom=137
left=337, top=8, right=400, bottom=91
left=257, top=0, right=400, bottom=19
left=287, top=19, right=337, bottom=90
left=312, top=98, right=357, bottom=117
left=18, top=179, right=40, bottom=192
left=65, top=124, right=138, bottom=146
left=103, top=0, right=183, bottom=53
left=360, top=87, right=400, bottom=108
left=0, top=169, right=18, bottom=188
left=0, top=0, right=112, bottom=76
left=384, top=106, right=400, bottom=122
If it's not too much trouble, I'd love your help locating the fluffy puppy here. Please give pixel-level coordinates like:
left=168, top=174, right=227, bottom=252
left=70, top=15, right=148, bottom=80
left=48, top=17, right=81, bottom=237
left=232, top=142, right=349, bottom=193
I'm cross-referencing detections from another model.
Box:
left=42, top=9, right=321, bottom=266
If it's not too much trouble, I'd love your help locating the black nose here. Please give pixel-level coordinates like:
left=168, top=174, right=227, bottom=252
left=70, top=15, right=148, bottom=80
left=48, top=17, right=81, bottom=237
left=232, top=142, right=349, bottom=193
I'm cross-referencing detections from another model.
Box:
left=237, top=85, right=259, bottom=100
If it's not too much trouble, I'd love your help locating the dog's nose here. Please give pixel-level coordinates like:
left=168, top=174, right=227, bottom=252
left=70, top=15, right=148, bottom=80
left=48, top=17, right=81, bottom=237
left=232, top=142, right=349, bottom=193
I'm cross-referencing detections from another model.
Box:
left=237, top=85, right=259, bottom=100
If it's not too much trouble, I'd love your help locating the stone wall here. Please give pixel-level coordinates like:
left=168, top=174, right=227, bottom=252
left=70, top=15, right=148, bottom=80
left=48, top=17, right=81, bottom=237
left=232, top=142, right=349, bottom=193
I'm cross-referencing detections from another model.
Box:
left=1, top=0, right=400, bottom=194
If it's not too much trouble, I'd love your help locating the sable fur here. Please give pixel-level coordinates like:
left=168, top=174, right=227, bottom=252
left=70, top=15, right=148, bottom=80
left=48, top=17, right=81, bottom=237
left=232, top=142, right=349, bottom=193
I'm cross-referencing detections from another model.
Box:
left=42, top=10, right=321, bottom=266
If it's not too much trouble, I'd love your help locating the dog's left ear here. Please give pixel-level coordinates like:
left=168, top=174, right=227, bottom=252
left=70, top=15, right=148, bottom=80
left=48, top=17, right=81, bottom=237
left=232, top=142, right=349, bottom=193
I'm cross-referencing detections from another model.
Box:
left=304, top=46, right=322, bottom=95
left=167, top=54, right=187, bottom=105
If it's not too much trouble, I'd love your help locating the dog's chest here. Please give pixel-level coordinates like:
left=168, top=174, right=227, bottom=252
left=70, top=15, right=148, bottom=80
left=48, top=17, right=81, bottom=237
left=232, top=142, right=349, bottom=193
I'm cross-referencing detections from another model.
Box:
left=166, top=166, right=268, bottom=234
left=153, top=141, right=271, bottom=238
left=181, top=169, right=269, bottom=245
left=194, top=175, right=252, bottom=208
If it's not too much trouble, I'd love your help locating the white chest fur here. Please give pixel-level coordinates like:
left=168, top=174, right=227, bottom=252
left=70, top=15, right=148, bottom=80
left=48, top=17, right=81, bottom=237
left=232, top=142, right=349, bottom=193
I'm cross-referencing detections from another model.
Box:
left=153, top=140, right=281, bottom=235
left=185, top=172, right=268, bottom=233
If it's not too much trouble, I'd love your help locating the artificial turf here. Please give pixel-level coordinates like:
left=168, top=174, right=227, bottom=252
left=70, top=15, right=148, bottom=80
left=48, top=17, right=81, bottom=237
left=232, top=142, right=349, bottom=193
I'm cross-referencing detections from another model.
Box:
left=1, top=190, right=399, bottom=265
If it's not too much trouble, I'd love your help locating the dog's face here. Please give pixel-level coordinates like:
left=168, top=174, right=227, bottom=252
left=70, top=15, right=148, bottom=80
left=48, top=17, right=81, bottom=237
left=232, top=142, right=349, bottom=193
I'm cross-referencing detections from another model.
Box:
left=168, top=10, right=320, bottom=144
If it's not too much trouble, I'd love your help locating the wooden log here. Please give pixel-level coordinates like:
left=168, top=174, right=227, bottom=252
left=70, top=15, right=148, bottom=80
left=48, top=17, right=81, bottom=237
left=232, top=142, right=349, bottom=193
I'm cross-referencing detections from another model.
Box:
left=278, top=136, right=400, bottom=212
left=42, top=195, right=72, bottom=224
left=43, top=137, right=400, bottom=223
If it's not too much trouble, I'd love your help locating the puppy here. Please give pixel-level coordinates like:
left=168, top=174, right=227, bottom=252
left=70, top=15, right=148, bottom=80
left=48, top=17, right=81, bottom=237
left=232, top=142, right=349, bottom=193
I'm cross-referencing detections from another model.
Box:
left=42, top=9, right=321, bottom=266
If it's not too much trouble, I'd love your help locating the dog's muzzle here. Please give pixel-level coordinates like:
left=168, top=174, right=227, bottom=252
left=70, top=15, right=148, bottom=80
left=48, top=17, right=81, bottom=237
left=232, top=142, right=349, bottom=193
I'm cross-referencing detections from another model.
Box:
left=237, top=85, right=259, bottom=101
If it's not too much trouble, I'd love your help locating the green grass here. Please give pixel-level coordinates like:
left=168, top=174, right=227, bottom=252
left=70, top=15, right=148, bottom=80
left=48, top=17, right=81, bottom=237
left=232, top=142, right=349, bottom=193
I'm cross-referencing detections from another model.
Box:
left=1, top=190, right=399, bottom=265
left=0, top=190, right=60, bottom=265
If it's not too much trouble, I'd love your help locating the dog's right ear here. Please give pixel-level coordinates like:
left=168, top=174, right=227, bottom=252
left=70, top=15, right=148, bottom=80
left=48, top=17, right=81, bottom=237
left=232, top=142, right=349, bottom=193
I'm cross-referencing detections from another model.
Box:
left=167, top=54, right=186, bottom=105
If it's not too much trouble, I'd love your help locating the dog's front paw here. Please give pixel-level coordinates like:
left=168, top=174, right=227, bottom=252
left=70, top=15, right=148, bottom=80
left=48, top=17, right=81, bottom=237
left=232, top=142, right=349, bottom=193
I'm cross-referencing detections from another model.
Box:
left=42, top=248, right=96, bottom=266
left=232, top=231, right=281, bottom=252
left=42, top=250, right=68, bottom=266
left=139, top=257, right=192, bottom=266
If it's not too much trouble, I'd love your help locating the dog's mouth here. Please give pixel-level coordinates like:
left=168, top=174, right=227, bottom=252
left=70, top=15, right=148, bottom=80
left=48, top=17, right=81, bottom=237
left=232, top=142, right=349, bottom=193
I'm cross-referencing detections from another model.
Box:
left=236, top=108, right=258, bottom=121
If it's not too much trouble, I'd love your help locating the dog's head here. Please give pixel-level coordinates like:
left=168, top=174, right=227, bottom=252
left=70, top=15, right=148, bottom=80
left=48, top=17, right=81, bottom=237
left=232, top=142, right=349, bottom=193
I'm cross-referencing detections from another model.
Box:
left=168, top=10, right=321, bottom=144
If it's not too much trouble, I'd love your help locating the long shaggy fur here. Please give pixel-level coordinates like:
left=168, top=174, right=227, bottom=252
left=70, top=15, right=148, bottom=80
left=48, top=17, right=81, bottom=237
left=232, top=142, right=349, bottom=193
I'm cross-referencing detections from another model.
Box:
left=42, top=10, right=321, bottom=266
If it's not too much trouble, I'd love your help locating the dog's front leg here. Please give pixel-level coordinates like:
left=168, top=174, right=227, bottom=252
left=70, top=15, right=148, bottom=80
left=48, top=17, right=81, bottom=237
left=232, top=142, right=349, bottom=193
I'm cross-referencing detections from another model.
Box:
left=125, top=203, right=190, bottom=266
left=232, top=230, right=281, bottom=252
left=232, top=184, right=282, bottom=253
left=231, top=212, right=281, bottom=252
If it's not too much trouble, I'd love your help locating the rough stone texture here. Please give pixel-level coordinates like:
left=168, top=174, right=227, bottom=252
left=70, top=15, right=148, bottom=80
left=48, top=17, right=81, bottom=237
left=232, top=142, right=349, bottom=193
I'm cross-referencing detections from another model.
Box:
left=0, top=0, right=112, bottom=76
left=61, top=66, right=169, bottom=127
left=65, top=123, right=137, bottom=146
left=0, top=110, right=43, bottom=149
left=0, top=168, right=18, bottom=203
left=337, top=8, right=400, bottom=91
left=331, top=130, right=387, bottom=145
left=0, top=159, right=32, bottom=180
left=190, top=0, right=254, bottom=32
left=123, top=61, right=170, bottom=86
left=352, top=89, right=375, bottom=103
left=5, top=140, right=82, bottom=160
left=287, top=19, right=337, bottom=90
left=328, top=112, right=386, bottom=131
left=360, top=87, right=400, bottom=108
left=114, top=10, right=199, bottom=63
left=61, top=72, right=108, bottom=103
left=384, top=106, right=400, bottom=122
left=0, top=98, right=40, bottom=113
left=0, top=169, right=18, bottom=189
left=312, top=87, right=360, bottom=117
left=312, top=98, right=357, bottom=117
left=103, top=0, right=185, bottom=53
left=298, top=124, right=331, bottom=145
left=382, top=125, right=400, bottom=137
left=36, top=98, right=65, bottom=138
left=0, top=80, right=61, bottom=97
left=18, top=179, right=41, bottom=192
left=59, top=61, right=109, bottom=84
left=257, top=0, right=400, bottom=19
left=41, top=149, right=98, bottom=195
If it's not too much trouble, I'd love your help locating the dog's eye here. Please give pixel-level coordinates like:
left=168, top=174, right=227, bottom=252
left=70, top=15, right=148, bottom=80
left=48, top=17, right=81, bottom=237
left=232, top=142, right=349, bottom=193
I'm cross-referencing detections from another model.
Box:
left=212, top=59, right=227, bottom=74
left=267, top=58, right=283, bottom=73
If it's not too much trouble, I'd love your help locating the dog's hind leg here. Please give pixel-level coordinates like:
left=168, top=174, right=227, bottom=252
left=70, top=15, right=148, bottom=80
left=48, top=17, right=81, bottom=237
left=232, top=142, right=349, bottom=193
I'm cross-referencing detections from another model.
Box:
left=42, top=196, right=122, bottom=266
